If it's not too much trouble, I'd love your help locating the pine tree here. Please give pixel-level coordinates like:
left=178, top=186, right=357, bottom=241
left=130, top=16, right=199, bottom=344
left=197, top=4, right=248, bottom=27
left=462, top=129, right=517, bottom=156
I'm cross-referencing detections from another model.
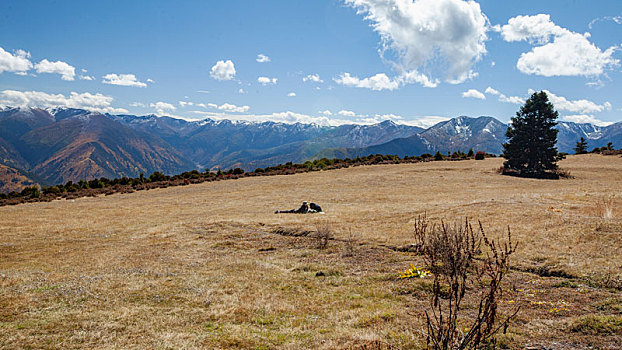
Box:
left=574, top=137, right=588, bottom=154
left=502, top=91, right=559, bottom=177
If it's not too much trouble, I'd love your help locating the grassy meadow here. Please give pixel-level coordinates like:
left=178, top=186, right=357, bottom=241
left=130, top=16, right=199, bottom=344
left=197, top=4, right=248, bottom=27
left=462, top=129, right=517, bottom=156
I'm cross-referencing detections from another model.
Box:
left=1, top=154, right=621, bottom=349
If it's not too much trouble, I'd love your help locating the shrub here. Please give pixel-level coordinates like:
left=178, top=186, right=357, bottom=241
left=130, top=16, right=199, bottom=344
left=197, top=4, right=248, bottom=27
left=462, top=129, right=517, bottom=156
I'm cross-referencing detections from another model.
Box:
left=20, top=186, right=41, bottom=199
left=434, top=151, right=444, bottom=161
left=475, top=151, right=486, bottom=160
left=412, top=217, right=519, bottom=349
left=42, top=186, right=61, bottom=195
left=232, top=168, right=245, bottom=175
left=315, top=221, right=333, bottom=249
left=149, top=171, right=169, bottom=182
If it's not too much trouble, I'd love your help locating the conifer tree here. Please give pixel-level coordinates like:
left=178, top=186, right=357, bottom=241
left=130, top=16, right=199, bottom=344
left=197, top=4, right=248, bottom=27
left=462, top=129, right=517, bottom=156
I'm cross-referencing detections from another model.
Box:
left=502, top=91, right=559, bottom=177
left=574, top=137, right=588, bottom=154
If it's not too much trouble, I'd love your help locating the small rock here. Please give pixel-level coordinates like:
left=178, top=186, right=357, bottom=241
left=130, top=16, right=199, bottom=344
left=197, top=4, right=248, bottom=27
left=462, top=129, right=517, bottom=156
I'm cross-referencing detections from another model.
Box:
left=315, top=271, right=325, bottom=277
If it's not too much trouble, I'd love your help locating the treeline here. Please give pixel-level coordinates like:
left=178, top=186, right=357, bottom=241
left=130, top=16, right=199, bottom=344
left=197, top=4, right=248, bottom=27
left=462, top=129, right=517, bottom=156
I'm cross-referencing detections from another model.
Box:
left=0, top=150, right=495, bottom=206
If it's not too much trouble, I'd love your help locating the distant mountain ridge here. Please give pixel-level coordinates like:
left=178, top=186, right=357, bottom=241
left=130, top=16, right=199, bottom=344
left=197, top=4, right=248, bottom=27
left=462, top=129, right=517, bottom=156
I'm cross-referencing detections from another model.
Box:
left=0, top=106, right=620, bottom=190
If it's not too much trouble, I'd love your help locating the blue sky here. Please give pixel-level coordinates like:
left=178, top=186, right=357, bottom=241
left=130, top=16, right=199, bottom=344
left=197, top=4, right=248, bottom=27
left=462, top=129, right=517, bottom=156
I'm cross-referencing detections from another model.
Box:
left=0, top=0, right=621, bottom=127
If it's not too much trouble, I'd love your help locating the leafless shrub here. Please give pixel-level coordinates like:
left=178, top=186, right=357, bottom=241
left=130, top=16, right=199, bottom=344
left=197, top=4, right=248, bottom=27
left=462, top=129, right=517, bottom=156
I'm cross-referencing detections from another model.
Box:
left=416, top=217, right=519, bottom=349
left=597, top=196, right=615, bottom=220
left=315, top=221, right=333, bottom=249
left=343, top=228, right=357, bottom=257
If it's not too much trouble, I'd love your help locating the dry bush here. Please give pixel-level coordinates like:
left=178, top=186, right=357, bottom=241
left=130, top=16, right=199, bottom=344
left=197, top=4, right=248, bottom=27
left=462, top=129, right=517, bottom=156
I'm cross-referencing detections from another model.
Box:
left=315, top=221, right=333, bottom=249
left=596, top=196, right=616, bottom=220
left=414, top=218, right=519, bottom=349
left=343, top=227, right=358, bottom=257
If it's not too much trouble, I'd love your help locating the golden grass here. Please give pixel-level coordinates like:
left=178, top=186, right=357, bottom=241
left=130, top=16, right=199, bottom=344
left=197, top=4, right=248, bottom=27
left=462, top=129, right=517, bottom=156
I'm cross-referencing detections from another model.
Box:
left=1, top=154, right=621, bottom=348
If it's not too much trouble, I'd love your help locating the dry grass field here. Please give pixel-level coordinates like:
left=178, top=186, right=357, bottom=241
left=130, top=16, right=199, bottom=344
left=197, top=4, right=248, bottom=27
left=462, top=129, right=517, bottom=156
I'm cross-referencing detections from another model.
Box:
left=1, top=154, right=621, bottom=349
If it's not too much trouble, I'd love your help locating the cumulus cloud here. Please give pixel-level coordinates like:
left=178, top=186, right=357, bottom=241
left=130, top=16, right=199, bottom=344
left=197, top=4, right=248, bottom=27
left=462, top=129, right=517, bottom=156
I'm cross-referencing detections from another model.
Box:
left=529, top=89, right=612, bottom=114
left=257, top=76, right=277, bottom=85
left=287, top=92, right=296, bottom=97
left=147, top=78, right=154, bottom=83
left=79, top=75, right=94, bottom=80
left=150, top=101, right=176, bottom=115
left=0, top=89, right=127, bottom=113
left=34, top=59, right=76, bottom=81
left=334, top=70, right=439, bottom=90
left=500, top=14, right=619, bottom=77
left=303, top=74, right=323, bottom=83
left=561, top=114, right=614, bottom=127
left=256, top=54, right=270, bottom=63
left=205, top=102, right=250, bottom=113
left=462, top=89, right=486, bottom=100
left=338, top=110, right=357, bottom=117
left=130, top=102, right=146, bottom=107
left=334, top=72, right=399, bottom=91
left=102, top=73, right=147, bottom=87
left=344, top=0, right=489, bottom=86
left=484, top=86, right=524, bottom=104
left=210, top=60, right=236, bottom=80
left=0, top=47, right=33, bottom=74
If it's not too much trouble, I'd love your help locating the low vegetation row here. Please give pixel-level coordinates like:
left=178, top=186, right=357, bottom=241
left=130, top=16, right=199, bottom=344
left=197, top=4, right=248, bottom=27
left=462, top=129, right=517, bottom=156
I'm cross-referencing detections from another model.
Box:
left=0, top=150, right=495, bottom=207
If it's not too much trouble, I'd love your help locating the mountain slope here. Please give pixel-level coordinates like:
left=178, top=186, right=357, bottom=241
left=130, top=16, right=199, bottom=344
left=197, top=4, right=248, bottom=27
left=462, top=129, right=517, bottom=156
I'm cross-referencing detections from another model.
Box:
left=0, top=108, right=195, bottom=184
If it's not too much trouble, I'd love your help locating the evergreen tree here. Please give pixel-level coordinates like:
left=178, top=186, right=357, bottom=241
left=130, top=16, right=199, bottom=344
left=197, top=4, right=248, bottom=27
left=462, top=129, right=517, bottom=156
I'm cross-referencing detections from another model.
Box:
left=574, top=137, right=588, bottom=154
left=502, top=91, right=559, bottom=176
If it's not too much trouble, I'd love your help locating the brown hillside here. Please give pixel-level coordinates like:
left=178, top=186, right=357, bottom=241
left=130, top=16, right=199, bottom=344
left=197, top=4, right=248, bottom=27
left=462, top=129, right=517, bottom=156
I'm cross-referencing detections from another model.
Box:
left=0, top=155, right=621, bottom=348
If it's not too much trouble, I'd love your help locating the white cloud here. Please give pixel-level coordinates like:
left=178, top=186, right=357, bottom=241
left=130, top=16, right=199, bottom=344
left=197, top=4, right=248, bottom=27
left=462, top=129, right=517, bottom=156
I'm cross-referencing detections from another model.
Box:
left=334, top=70, right=438, bottom=91
left=287, top=92, right=296, bottom=97
left=484, top=86, right=524, bottom=104
left=256, top=54, right=270, bottom=63
left=0, top=47, right=32, bottom=74
left=338, top=110, right=356, bottom=117
left=179, top=101, right=194, bottom=107
left=500, top=14, right=565, bottom=44
left=405, top=116, right=451, bottom=128
left=498, top=95, right=525, bottom=105
left=150, top=101, right=176, bottom=115
left=197, top=90, right=210, bottom=94
left=485, top=87, right=500, bottom=95
left=334, top=72, right=399, bottom=91
left=500, top=14, right=619, bottom=77
left=79, top=75, right=94, bottom=81
left=102, top=73, right=147, bottom=87
left=130, top=102, right=146, bottom=107
left=589, top=15, right=622, bottom=29
left=210, top=60, right=236, bottom=80
left=320, top=110, right=332, bottom=116
left=532, top=89, right=612, bottom=114
left=0, top=89, right=127, bottom=114
left=147, top=78, right=154, bottom=83
left=34, top=59, right=76, bottom=81
left=303, top=74, right=323, bottom=83
left=462, top=89, right=486, bottom=100
left=257, top=76, right=277, bottom=85
left=345, top=0, right=489, bottom=85
left=218, top=103, right=250, bottom=113
left=205, top=102, right=250, bottom=113
left=561, top=114, right=614, bottom=127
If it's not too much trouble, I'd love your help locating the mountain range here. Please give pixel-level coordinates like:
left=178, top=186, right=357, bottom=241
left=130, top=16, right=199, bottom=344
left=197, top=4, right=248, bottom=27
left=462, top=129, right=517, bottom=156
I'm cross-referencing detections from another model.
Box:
left=0, top=106, right=620, bottom=191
